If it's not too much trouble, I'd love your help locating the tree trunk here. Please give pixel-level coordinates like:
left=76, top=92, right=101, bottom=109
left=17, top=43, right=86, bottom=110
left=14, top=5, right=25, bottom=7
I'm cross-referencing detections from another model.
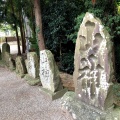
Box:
left=34, top=0, right=45, bottom=50
left=10, top=0, right=21, bottom=55
left=15, top=24, right=21, bottom=55
left=19, top=13, right=26, bottom=53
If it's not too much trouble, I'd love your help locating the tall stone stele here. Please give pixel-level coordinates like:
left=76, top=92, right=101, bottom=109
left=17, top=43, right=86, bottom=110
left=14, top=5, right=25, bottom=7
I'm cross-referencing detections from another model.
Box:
left=25, top=52, right=41, bottom=86
left=39, top=50, right=67, bottom=100
left=74, top=12, right=115, bottom=110
left=61, top=12, right=115, bottom=120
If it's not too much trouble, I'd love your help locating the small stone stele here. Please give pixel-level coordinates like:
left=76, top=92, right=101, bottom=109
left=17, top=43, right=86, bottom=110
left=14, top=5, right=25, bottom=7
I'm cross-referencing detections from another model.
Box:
left=2, top=43, right=10, bottom=61
left=15, top=56, right=27, bottom=78
left=25, top=52, right=41, bottom=86
left=4, top=52, right=15, bottom=70
left=39, top=50, right=67, bottom=100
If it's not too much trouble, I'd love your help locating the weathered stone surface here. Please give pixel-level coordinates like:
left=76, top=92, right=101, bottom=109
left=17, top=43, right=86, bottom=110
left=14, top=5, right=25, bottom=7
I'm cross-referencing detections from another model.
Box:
left=73, top=12, right=115, bottom=110
left=26, top=52, right=39, bottom=78
left=113, top=83, right=120, bottom=106
left=61, top=92, right=120, bottom=120
left=25, top=52, right=41, bottom=86
left=25, top=74, right=41, bottom=86
left=0, top=49, right=1, bottom=60
left=60, top=72, right=75, bottom=91
left=4, top=52, right=15, bottom=70
left=39, top=87, right=67, bottom=100
left=40, top=50, right=63, bottom=93
left=15, top=56, right=27, bottom=78
left=2, top=43, right=10, bottom=61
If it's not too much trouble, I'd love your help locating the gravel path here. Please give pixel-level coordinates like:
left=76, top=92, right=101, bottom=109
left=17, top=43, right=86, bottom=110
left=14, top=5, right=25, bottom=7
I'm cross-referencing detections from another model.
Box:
left=0, top=66, right=73, bottom=120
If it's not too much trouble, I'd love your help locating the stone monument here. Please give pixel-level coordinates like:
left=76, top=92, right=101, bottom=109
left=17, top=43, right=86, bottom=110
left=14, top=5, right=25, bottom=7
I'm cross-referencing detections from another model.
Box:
left=39, top=50, right=67, bottom=100
left=61, top=12, right=116, bottom=120
left=15, top=56, right=27, bottom=78
left=4, top=52, right=15, bottom=70
left=0, top=48, right=1, bottom=60
left=2, top=43, right=10, bottom=61
left=25, top=52, right=41, bottom=86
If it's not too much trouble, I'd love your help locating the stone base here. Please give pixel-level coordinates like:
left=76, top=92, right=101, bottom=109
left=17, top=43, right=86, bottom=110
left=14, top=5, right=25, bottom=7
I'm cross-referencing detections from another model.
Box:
left=0, top=60, right=15, bottom=71
left=39, top=87, right=67, bottom=100
left=61, top=92, right=120, bottom=120
left=0, top=60, right=5, bottom=67
left=24, top=74, right=41, bottom=86
left=16, top=72, right=26, bottom=78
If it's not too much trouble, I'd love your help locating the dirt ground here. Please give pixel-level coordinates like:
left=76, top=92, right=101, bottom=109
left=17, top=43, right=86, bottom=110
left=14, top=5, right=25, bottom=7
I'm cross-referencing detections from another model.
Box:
left=60, top=72, right=74, bottom=91
left=0, top=66, right=73, bottom=120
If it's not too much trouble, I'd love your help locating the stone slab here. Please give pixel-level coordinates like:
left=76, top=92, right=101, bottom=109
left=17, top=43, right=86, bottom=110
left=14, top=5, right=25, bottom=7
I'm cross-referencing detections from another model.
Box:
left=15, top=56, right=27, bottom=78
left=2, top=43, right=10, bottom=61
left=24, top=74, right=41, bottom=86
left=61, top=92, right=120, bottom=120
left=4, top=52, right=15, bottom=71
left=40, top=50, right=63, bottom=92
left=73, top=12, right=115, bottom=110
left=0, top=49, right=1, bottom=60
left=39, top=87, right=68, bottom=100
left=26, top=52, right=39, bottom=79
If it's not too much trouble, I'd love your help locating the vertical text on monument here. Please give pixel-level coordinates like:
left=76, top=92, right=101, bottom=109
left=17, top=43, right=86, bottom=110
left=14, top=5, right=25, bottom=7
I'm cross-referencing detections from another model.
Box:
left=40, top=50, right=63, bottom=93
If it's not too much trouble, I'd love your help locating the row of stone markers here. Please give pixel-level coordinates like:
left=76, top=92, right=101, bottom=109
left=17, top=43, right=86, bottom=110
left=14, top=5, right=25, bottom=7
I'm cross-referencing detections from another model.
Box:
left=0, top=42, right=67, bottom=100
left=1, top=12, right=120, bottom=119
left=61, top=12, right=120, bottom=120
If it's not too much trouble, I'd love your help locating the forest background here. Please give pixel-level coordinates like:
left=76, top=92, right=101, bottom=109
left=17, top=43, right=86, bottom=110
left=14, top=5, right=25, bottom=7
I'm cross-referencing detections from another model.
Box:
left=0, top=0, right=120, bottom=80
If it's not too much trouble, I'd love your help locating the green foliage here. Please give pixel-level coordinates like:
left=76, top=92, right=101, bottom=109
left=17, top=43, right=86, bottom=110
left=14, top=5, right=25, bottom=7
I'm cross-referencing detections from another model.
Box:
left=65, top=0, right=120, bottom=75
left=113, top=84, right=120, bottom=99
left=41, top=0, right=84, bottom=73
left=0, top=23, right=11, bottom=31
left=42, top=0, right=83, bottom=51
left=116, top=0, right=120, bottom=14
left=1, top=0, right=119, bottom=75
left=68, top=13, right=85, bottom=43
left=70, top=0, right=119, bottom=43
left=29, top=33, right=39, bottom=54
left=41, top=0, right=120, bottom=74
left=60, top=52, right=74, bottom=74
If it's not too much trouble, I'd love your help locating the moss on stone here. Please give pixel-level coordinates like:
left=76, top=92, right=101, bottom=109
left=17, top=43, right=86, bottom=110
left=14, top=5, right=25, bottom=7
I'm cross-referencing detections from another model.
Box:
left=2, top=43, right=10, bottom=61
left=113, top=83, right=120, bottom=106
left=25, top=74, right=41, bottom=86
left=45, top=50, right=63, bottom=92
left=15, top=56, right=27, bottom=78
left=0, top=49, right=1, bottom=60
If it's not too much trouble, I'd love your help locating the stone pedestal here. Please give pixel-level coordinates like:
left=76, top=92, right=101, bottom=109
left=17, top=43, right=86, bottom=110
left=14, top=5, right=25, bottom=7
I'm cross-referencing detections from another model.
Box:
left=61, top=12, right=116, bottom=120
left=0, top=51, right=15, bottom=70
left=25, top=52, right=41, bottom=86
left=39, top=87, right=67, bottom=100
left=39, top=50, right=66, bottom=100
left=61, top=92, right=120, bottom=120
